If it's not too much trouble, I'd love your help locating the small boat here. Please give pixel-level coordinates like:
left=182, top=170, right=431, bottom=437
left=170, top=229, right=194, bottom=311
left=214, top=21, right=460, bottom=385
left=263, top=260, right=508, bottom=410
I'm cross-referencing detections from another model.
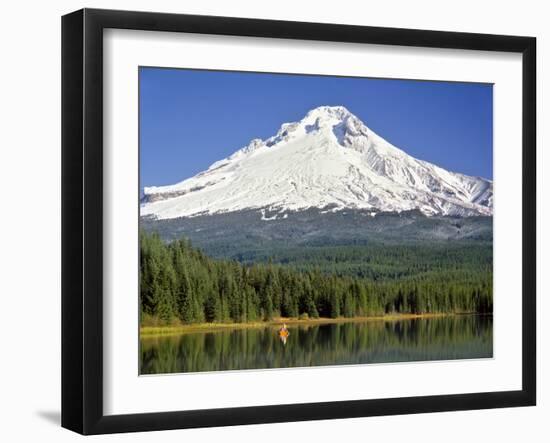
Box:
left=278, top=323, right=289, bottom=338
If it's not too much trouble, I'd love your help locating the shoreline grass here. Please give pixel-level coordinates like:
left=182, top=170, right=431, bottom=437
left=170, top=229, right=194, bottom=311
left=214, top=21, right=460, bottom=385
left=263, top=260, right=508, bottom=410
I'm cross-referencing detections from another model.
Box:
left=140, top=312, right=487, bottom=337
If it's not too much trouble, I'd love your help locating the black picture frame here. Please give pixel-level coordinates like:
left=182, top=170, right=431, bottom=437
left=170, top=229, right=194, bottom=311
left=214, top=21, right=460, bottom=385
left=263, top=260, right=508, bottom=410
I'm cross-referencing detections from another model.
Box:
left=62, top=8, right=536, bottom=435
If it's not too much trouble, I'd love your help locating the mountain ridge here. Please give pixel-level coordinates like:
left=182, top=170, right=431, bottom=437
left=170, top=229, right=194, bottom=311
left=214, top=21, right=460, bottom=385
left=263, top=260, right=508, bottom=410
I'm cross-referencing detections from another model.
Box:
left=141, top=105, right=493, bottom=220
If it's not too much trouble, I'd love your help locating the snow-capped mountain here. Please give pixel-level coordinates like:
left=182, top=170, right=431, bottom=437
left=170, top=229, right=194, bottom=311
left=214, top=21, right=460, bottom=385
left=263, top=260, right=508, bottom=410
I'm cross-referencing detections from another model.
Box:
left=141, top=106, right=493, bottom=220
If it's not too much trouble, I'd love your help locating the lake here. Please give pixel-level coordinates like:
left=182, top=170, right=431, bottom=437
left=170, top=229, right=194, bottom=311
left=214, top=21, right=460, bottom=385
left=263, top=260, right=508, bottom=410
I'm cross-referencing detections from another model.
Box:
left=140, top=314, right=492, bottom=375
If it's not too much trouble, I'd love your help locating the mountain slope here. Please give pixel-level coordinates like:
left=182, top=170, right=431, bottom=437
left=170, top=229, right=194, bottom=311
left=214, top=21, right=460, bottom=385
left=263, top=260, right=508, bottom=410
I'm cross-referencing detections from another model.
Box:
left=141, top=106, right=493, bottom=220
left=141, top=209, right=493, bottom=259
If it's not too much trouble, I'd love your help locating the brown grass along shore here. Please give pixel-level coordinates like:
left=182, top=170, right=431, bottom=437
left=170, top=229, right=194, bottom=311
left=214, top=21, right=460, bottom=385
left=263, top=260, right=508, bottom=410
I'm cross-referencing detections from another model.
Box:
left=139, top=312, right=477, bottom=337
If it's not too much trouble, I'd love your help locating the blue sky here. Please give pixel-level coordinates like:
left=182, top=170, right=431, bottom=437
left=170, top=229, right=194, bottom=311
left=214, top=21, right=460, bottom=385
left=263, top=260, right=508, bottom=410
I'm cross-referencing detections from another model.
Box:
left=140, top=67, right=493, bottom=188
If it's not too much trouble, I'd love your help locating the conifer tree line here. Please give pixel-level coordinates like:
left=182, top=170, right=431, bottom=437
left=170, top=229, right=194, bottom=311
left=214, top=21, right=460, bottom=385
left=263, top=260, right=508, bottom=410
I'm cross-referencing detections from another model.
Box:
left=140, top=231, right=493, bottom=324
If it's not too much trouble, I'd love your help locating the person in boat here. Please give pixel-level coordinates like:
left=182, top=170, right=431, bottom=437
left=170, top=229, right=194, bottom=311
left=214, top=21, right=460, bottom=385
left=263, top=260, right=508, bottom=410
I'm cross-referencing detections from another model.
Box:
left=279, top=323, right=289, bottom=337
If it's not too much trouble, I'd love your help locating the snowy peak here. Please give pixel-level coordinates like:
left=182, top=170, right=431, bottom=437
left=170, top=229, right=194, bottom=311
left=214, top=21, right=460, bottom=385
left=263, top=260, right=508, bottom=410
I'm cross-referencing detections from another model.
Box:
left=205, top=106, right=379, bottom=168
left=304, top=106, right=371, bottom=149
left=142, top=106, right=493, bottom=220
left=303, top=105, right=360, bottom=130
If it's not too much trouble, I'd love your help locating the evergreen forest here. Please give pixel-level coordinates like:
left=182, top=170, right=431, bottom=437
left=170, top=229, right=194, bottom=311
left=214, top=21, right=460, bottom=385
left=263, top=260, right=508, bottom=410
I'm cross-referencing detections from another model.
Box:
left=140, top=231, right=493, bottom=325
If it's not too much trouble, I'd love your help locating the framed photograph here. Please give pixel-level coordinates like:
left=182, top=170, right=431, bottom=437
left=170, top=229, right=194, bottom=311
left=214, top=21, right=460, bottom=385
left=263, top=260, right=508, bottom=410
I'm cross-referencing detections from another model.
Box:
left=62, top=8, right=536, bottom=435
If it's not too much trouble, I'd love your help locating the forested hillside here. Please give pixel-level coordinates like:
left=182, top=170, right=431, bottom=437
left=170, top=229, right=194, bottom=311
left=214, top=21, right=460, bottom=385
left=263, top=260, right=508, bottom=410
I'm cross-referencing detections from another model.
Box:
left=140, top=231, right=493, bottom=325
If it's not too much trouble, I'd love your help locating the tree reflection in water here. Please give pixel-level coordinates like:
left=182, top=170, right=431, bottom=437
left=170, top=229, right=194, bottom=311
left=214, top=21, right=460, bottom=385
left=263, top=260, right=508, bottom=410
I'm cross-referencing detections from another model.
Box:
left=140, top=315, right=492, bottom=375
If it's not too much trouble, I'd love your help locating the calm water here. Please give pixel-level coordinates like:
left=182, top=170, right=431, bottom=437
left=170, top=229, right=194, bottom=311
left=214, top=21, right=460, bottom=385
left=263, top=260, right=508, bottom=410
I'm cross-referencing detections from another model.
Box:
left=140, top=315, right=492, bottom=375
